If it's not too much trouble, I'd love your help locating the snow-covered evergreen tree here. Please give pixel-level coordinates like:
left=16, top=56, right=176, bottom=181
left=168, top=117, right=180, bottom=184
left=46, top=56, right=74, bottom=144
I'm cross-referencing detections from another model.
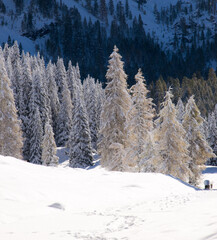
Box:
left=98, top=46, right=132, bottom=171
left=202, top=116, right=209, bottom=141
left=124, top=69, right=156, bottom=172
left=32, top=68, right=51, bottom=130
left=19, top=53, right=33, bottom=160
left=95, top=80, right=105, bottom=132
left=42, top=122, right=59, bottom=166
left=3, top=43, right=10, bottom=61
left=28, top=71, right=44, bottom=164
left=56, top=79, right=73, bottom=146
left=207, top=112, right=217, bottom=152
left=68, top=83, right=93, bottom=168
left=55, top=57, right=67, bottom=101
left=204, top=112, right=217, bottom=165
left=67, top=61, right=76, bottom=103
left=154, top=89, right=191, bottom=182
left=4, top=55, right=13, bottom=82
left=28, top=105, right=43, bottom=164
left=9, top=42, right=22, bottom=111
left=0, top=57, right=23, bottom=159
left=46, top=61, right=60, bottom=137
left=176, top=97, right=185, bottom=123
left=183, top=96, right=215, bottom=185
left=83, top=75, right=98, bottom=150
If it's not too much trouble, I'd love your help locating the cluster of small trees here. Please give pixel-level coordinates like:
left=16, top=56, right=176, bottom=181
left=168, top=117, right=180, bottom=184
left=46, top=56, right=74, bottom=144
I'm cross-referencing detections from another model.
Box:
left=98, top=46, right=215, bottom=186
left=0, top=41, right=104, bottom=168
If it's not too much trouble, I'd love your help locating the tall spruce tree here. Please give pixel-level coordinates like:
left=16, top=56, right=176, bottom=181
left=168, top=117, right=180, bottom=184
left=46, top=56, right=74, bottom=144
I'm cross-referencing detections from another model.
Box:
left=67, top=61, right=76, bottom=103
left=183, top=96, right=215, bottom=185
left=46, top=61, right=60, bottom=137
left=98, top=46, right=131, bottom=171
left=83, top=75, right=98, bottom=150
left=19, top=53, right=32, bottom=160
left=9, top=42, right=22, bottom=111
left=28, top=103, right=43, bottom=164
left=42, top=122, right=59, bottom=166
left=154, top=89, right=191, bottom=182
left=68, top=82, right=93, bottom=168
left=124, top=69, right=156, bottom=172
left=56, top=79, right=73, bottom=146
left=0, top=57, right=23, bottom=159
left=95, top=80, right=105, bottom=132
left=32, top=68, right=51, bottom=131
left=55, top=57, right=67, bottom=102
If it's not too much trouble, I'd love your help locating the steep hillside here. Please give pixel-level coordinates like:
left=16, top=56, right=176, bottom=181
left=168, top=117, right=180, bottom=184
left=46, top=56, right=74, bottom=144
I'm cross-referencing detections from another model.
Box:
left=0, top=0, right=216, bottom=83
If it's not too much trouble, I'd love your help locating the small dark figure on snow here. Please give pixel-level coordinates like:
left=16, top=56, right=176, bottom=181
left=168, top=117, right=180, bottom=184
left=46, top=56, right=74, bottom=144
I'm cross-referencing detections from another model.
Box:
left=204, top=180, right=213, bottom=190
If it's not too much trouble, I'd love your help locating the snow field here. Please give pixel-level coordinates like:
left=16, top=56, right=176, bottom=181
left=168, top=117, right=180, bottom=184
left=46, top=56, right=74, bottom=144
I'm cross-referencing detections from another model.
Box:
left=1, top=156, right=217, bottom=239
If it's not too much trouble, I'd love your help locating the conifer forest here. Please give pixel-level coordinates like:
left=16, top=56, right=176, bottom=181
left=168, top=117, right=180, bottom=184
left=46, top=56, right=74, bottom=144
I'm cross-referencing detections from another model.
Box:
left=0, top=41, right=217, bottom=187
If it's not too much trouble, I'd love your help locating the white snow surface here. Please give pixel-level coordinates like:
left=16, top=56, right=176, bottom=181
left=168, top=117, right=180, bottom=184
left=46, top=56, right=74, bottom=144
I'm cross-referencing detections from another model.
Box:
left=1, top=155, right=217, bottom=240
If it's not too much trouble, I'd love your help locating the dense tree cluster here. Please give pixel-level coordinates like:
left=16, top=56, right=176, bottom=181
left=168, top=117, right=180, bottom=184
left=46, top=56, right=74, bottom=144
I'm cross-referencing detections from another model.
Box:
left=150, top=69, right=217, bottom=117
left=98, top=46, right=215, bottom=186
left=0, top=42, right=104, bottom=168
left=0, top=41, right=216, bottom=186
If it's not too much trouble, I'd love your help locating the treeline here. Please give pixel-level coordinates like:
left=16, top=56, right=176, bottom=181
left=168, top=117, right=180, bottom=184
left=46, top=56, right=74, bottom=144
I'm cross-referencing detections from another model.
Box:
left=150, top=69, right=217, bottom=116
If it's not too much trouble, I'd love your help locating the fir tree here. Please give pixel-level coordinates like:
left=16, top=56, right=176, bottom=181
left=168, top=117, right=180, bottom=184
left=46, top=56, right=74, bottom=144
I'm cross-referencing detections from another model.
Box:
left=95, top=80, right=105, bottom=132
left=32, top=68, right=51, bottom=130
left=183, top=96, right=215, bottom=185
left=0, top=57, right=23, bottom=159
left=55, top=57, right=67, bottom=102
left=56, top=79, right=73, bottom=146
left=67, top=61, right=76, bottom=103
left=9, top=42, right=22, bottom=111
left=83, top=75, right=98, bottom=150
left=42, top=122, right=59, bottom=166
left=28, top=105, right=43, bottom=164
left=154, top=89, right=191, bottom=182
left=207, top=112, right=217, bottom=165
left=98, top=46, right=131, bottom=171
left=28, top=70, right=45, bottom=163
left=3, top=43, right=10, bottom=61
left=68, top=83, right=93, bottom=168
left=46, top=61, right=60, bottom=137
left=124, top=69, right=156, bottom=172
left=19, top=53, right=32, bottom=160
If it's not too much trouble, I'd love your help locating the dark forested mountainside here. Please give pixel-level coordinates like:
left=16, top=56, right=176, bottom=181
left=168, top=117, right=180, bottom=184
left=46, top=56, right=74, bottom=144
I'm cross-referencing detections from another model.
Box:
left=0, top=0, right=217, bottom=114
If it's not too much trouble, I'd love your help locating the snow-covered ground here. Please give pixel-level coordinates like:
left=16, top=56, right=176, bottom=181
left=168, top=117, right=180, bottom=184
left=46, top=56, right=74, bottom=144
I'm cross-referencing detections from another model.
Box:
left=1, top=154, right=217, bottom=240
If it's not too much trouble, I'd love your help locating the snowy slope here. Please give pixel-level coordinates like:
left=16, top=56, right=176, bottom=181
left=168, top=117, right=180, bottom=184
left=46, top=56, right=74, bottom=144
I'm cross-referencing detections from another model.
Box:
left=0, top=0, right=216, bottom=54
left=0, top=25, right=36, bottom=54
left=1, top=155, right=217, bottom=240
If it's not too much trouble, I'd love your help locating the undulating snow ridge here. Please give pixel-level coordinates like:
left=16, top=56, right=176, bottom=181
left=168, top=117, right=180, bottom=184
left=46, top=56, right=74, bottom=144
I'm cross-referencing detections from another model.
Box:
left=1, top=155, right=217, bottom=240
